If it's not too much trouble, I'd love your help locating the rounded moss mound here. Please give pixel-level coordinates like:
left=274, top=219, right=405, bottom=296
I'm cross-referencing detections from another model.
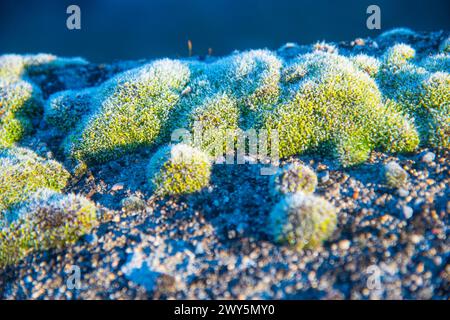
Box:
left=268, top=193, right=337, bottom=250
left=64, top=59, right=191, bottom=164
left=383, top=161, right=409, bottom=189
left=262, top=52, right=419, bottom=167
left=270, top=163, right=318, bottom=197
left=0, top=188, right=97, bottom=267
left=350, top=54, right=381, bottom=77
left=44, top=88, right=94, bottom=133
left=0, top=78, right=42, bottom=147
left=147, top=143, right=212, bottom=196
left=377, top=44, right=450, bottom=148
left=0, top=147, right=70, bottom=212
left=440, top=37, right=450, bottom=53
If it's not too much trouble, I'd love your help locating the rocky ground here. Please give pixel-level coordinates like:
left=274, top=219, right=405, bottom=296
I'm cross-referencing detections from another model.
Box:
left=0, top=146, right=448, bottom=299
left=0, top=30, right=449, bottom=300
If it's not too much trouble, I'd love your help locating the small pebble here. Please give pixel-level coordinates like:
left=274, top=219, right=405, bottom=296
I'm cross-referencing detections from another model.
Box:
left=420, top=152, right=435, bottom=164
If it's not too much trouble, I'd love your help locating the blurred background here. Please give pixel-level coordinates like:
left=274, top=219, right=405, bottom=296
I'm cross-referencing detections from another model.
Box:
left=1, top=0, right=449, bottom=62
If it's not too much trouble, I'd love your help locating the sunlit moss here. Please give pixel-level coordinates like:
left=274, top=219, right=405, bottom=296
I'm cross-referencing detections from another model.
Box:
left=268, top=193, right=337, bottom=250
left=261, top=52, right=419, bottom=167
left=0, top=188, right=96, bottom=267
left=147, top=143, right=211, bottom=196
left=64, top=59, right=191, bottom=164
left=270, top=163, right=318, bottom=197
left=0, top=147, right=70, bottom=212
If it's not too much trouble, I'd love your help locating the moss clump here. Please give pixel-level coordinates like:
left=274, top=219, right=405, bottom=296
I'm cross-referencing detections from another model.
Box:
left=350, top=54, right=381, bottom=77
left=171, top=92, right=240, bottom=157
left=0, top=54, right=87, bottom=79
left=0, top=189, right=96, bottom=267
left=0, top=147, right=70, bottom=212
left=383, top=44, right=416, bottom=68
left=0, top=78, right=42, bottom=147
left=421, top=53, right=450, bottom=73
left=44, top=88, right=94, bottom=133
left=64, top=59, right=191, bottom=164
left=38, top=42, right=445, bottom=167
left=383, top=161, right=409, bottom=189
left=262, top=52, right=419, bottom=167
left=270, top=163, right=318, bottom=197
left=268, top=193, right=337, bottom=250
left=210, top=50, right=282, bottom=118
left=378, top=44, right=450, bottom=148
left=147, top=143, right=211, bottom=196
left=440, top=37, right=450, bottom=53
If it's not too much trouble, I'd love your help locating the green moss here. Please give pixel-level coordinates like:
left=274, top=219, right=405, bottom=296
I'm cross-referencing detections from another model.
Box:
left=65, top=59, right=190, bottom=164
left=205, top=50, right=282, bottom=128
left=0, top=147, right=70, bottom=212
left=383, top=161, right=409, bottom=189
left=36, top=44, right=444, bottom=167
left=0, top=188, right=96, bottom=267
left=261, top=52, right=419, bottom=167
left=421, top=53, right=450, bottom=73
left=147, top=143, right=211, bottom=196
left=0, top=78, right=42, bottom=147
left=377, top=44, right=450, bottom=148
left=350, top=54, right=381, bottom=77
left=0, top=53, right=87, bottom=80
left=268, top=193, right=337, bottom=250
left=44, top=88, right=94, bottom=133
left=383, top=44, right=416, bottom=68
left=270, top=163, right=318, bottom=197
left=440, top=37, right=450, bottom=53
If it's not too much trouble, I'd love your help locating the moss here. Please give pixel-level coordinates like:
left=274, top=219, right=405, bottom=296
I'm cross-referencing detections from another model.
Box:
left=440, top=37, right=450, bottom=53
left=268, top=193, right=337, bottom=250
left=35, top=44, right=444, bottom=167
left=64, top=59, right=190, bottom=164
left=261, top=52, right=419, bottom=167
left=44, top=88, right=94, bottom=133
left=207, top=50, right=282, bottom=127
left=383, top=161, right=409, bottom=189
left=0, top=188, right=96, bottom=267
left=270, top=163, right=318, bottom=197
left=147, top=143, right=211, bottom=196
left=421, top=53, right=450, bottom=73
left=350, top=54, right=381, bottom=77
left=0, top=53, right=87, bottom=80
left=384, top=44, right=416, bottom=68
left=0, top=78, right=42, bottom=147
left=172, top=92, right=240, bottom=157
left=377, top=44, right=450, bottom=148
left=0, top=147, right=70, bottom=212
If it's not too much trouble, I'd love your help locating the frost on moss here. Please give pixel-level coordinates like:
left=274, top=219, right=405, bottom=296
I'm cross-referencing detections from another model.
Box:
left=350, top=54, right=381, bottom=77
left=378, top=44, right=450, bottom=148
left=0, top=147, right=70, bottom=212
left=208, top=49, right=282, bottom=125
left=268, top=193, right=337, bottom=250
left=39, top=44, right=446, bottom=167
left=0, top=77, right=42, bottom=147
left=63, top=59, right=191, bottom=164
left=44, top=88, right=94, bottom=133
left=261, top=52, right=419, bottom=167
left=0, top=53, right=87, bottom=79
left=421, top=54, right=450, bottom=73
left=147, top=143, right=211, bottom=196
left=270, top=163, right=318, bottom=197
left=0, top=188, right=96, bottom=267
left=440, top=37, right=450, bottom=53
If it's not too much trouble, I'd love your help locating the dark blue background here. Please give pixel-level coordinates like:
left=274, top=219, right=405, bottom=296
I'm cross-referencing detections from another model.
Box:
left=1, top=0, right=449, bottom=62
